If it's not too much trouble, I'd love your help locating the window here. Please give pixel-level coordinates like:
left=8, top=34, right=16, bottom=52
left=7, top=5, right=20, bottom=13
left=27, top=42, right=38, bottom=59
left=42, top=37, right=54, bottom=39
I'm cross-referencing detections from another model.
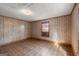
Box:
left=41, top=21, right=49, bottom=37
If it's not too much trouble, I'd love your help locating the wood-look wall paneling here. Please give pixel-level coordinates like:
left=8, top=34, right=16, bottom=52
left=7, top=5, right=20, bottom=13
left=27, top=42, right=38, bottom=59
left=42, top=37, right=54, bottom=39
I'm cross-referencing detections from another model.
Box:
left=4, top=17, right=14, bottom=44
left=50, top=16, right=71, bottom=43
left=0, top=16, right=4, bottom=44
left=0, top=16, right=31, bottom=45
left=31, top=15, right=71, bottom=44
left=78, top=8, right=79, bottom=53
left=71, top=4, right=79, bottom=55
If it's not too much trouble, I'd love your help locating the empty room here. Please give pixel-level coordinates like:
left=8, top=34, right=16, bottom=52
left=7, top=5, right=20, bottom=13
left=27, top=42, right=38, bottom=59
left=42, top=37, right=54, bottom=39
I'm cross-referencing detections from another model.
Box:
left=0, top=3, right=79, bottom=56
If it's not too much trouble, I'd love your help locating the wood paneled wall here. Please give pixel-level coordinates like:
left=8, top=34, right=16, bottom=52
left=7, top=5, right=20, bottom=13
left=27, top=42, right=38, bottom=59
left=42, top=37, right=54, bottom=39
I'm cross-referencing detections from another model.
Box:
left=0, top=15, right=71, bottom=45
left=0, top=16, right=31, bottom=45
left=71, top=4, right=79, bottom=55
left=31, top=15, right=71, bottom=44
left=0, top=16, right=4, bottom=45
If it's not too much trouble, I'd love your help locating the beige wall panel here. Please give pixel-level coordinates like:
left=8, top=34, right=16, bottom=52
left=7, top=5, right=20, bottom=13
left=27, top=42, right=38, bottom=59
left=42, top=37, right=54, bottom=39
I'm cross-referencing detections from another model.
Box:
left=71, top=4, right=79, bottom=55
left=4, top=17, right=14, bottom=44
left=0, top=16, right=31, bottom=45
left=0, top=16, right=4, bottom=44
left=31, top=15, right=71, bottom=44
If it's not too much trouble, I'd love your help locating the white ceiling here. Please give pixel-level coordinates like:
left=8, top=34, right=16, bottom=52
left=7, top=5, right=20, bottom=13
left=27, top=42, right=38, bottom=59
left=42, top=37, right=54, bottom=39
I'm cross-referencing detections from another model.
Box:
left=0, top=3, right=74, bottom=21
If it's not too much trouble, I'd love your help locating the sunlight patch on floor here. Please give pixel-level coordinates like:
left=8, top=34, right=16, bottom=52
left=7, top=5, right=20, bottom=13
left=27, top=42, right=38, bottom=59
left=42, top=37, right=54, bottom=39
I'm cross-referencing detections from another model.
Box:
left=54, top=40, right=67, bottom=56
